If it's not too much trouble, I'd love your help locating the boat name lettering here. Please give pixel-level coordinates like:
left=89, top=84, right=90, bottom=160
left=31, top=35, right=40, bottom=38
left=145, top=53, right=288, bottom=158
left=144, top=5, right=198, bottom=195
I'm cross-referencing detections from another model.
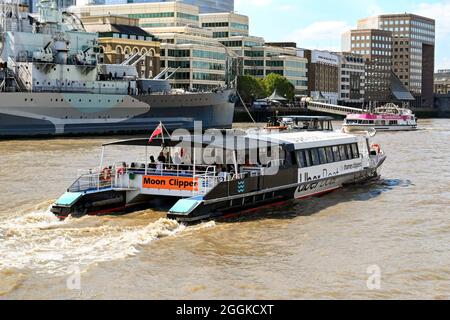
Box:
left=322, top=168, right=340, bottom=177
left=344, top=163, right=362, bottom=171
left=297, top=177, right=337, bottom=193
left=300, top=168, right=339, bottom=183
left=142, top=176, right=198, bottom=191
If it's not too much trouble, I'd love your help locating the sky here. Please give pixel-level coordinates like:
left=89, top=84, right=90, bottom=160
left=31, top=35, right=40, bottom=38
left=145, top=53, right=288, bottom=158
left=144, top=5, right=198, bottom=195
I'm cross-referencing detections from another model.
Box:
left=235, top=0, right=450, bottom=70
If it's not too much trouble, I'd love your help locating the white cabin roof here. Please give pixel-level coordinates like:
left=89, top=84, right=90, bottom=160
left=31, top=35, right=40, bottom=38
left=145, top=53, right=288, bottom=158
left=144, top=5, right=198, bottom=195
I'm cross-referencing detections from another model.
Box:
left=249, top=130, right=359, bottom=149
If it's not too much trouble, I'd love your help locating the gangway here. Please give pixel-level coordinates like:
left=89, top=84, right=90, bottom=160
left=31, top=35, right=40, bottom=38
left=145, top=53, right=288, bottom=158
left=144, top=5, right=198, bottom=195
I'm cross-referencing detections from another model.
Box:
left=306, top=101, right=363, bottom=116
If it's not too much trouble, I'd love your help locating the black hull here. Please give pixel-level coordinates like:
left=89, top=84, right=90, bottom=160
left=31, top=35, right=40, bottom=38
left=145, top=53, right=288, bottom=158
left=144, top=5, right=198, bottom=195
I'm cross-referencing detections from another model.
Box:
left=168, top=168, right=380, bottom=223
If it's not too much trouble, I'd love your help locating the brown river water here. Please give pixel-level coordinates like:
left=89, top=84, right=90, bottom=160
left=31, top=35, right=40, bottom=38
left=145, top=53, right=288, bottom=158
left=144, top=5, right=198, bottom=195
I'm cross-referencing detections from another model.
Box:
left=0, top=120, right=449, bottom=300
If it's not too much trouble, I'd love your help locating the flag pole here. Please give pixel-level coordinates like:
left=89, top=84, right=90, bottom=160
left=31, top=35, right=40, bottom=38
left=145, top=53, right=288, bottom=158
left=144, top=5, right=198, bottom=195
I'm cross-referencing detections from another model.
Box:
left=160, top=121, right=165, bottom=145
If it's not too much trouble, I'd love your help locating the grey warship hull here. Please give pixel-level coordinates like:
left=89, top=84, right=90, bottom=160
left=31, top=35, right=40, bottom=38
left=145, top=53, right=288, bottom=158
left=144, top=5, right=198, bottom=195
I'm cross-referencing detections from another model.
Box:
left=0, top=89, right=235, bottom=137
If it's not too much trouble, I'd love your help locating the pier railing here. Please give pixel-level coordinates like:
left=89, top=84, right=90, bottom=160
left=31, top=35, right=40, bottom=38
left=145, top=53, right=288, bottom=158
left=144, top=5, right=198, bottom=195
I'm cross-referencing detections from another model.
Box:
left=307, top=101, right=362, bottom=116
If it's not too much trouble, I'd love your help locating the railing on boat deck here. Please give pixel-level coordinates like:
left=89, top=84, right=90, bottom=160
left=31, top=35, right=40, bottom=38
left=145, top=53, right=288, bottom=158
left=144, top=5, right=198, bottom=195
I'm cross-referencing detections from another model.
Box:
left=68, top=163, right=222, bottom=193
left=68, top=159, right=287, bottom=194
left=67, top=169, right=112, bottom=193
left=194, top=166, right=219, bottom=195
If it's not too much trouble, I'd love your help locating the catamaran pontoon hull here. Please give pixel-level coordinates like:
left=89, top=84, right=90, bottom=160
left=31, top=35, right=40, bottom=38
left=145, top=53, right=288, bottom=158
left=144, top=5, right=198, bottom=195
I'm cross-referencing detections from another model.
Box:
left=343, top=124, right=417, bottom=133
left=167, top=162, right=385, bottom=223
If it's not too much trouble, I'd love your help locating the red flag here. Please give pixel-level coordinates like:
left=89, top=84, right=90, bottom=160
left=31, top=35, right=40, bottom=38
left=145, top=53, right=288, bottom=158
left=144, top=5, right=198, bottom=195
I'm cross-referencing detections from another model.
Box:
left=148, top=124, right=162, bottom=143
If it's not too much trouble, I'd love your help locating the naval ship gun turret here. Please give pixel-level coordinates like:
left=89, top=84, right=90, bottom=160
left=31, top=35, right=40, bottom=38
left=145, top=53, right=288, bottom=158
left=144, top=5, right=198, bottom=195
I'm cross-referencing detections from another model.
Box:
left=33, top=40, right=54, bottom=63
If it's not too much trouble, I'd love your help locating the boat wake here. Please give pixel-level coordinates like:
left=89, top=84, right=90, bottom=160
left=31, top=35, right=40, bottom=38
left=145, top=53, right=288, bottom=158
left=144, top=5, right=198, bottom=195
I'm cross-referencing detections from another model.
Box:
left=0, top=207, right=215, bottom=276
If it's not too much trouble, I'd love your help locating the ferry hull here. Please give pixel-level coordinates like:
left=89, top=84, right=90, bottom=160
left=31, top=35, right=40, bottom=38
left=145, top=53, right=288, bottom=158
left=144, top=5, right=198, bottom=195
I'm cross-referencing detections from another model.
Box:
left=343, top=124, right=417, bottom=133
left=168, top=165, right=383, bottom=223
left=0, top=90, right=235, bottom=137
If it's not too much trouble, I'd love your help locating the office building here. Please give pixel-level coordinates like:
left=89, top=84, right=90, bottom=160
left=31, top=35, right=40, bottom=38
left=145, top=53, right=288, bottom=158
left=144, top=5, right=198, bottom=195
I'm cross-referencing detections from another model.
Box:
left=72, top=1, right=201, bottom=29
left=342, top=28, right=393, bottom=102
left=27, top=0, right=74, bottom=12
left=199, top=14, right=308, bottom=94
left=77, top=0, right=234, bottom=13
left=72, top=2, right=228, bottom=90
left=303, top=49, right=340, bottom=104
left=200, top=12, right=249, bottom=39
left=337, top=52, right=365, bottom=105
left=72, top=2, right=307, bottom=92
left=358, top=14, right=435, bottom=108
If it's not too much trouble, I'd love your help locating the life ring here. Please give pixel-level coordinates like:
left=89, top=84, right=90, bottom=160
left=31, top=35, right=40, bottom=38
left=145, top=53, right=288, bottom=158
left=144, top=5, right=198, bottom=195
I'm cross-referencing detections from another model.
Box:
left=100, top=168, right=111, bottom=182
left=265, top=126, right=288, bottom=131
left=371, top=144, right=381, bottom=154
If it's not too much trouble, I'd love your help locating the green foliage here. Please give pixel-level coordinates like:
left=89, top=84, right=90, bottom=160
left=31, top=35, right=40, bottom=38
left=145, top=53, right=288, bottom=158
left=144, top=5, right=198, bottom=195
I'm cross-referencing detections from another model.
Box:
left=237, top=75, right=267, bottom=104
left=263, top=73, right=295, bottom=101
left=237, top=74, right=295, bottom=104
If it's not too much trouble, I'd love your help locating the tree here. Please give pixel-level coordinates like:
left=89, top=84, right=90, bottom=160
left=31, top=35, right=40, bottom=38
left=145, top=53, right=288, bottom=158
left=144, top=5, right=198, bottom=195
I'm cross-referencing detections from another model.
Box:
left=237, top=75, right=267, bottom=104
left=262, top=73, right=295, bottom=101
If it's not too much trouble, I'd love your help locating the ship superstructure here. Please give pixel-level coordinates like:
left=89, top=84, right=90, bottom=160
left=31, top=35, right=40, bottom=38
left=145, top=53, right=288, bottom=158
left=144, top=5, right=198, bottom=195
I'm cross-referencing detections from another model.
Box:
left=0, top=0, right=235, bottom=136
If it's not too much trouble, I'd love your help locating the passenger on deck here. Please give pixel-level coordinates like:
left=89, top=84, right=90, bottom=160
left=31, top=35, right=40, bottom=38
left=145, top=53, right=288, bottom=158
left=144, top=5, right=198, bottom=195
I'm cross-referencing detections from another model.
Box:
left=158, top=152, right=166, bottom=164
left=165, top=152, right=173, bottom=166
left=173, top=152, right=182, bottom=166
left=149, top=156, right=156, bottom=164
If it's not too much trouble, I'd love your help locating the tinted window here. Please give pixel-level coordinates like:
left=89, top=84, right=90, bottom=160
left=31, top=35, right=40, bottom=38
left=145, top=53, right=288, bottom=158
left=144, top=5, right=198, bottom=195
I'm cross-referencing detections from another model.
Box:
left=310, top=149, right=320, bottom=166
left=333, top=146, right=341, bottom=162
left=339, top=145, right=347, bottom=160
left=304, top=150, right=312, bottom=167
left=346, top=144, right=353, bottom=159
left=296, top=150, right=307, bottom=168
left=352, top=144, right=359, bottom=158
left=291, top=152, right=297, bottom=166
left=318, top=148, right=328, bottom=164
left=326, top=147, right=334, bottom=163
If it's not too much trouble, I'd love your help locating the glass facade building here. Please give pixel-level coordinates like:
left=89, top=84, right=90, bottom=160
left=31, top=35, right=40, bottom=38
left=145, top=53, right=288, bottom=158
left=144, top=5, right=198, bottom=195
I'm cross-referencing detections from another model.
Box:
left=91, top=0, right=234, bottom=13
left=28, top=0, right=75, bottom=12
left=357, top=14, right=436, bottom=108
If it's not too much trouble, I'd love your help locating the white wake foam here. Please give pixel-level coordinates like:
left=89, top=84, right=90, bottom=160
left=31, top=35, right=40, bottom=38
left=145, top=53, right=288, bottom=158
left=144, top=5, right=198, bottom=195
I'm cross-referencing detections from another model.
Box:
left=0, top=209, right=215, bottom=275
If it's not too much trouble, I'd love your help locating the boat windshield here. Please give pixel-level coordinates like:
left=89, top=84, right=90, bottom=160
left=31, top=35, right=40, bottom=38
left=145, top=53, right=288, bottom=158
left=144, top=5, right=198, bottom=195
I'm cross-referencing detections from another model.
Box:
left=268, top=116, right=334, bottom=131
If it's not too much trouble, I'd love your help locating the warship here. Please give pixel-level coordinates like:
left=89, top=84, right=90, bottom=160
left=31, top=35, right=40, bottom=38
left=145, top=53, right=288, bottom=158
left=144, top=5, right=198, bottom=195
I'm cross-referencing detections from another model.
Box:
left=0, top=0, right=236, bottom=137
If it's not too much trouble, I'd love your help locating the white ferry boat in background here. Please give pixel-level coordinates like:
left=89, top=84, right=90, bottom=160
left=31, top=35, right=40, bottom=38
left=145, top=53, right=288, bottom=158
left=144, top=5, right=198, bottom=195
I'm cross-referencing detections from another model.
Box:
left=343, top=103, right=417, bottom=133
left=51, top=117, right=387, bottom=223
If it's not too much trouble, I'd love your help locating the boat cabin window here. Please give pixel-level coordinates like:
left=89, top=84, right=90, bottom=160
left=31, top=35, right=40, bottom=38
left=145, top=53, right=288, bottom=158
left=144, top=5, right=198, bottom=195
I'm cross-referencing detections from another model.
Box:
left=351, top=144, right=359, bottom=158
left=296, top=143, right=360, bottom=168
left=346, top=144, right=353, bottom=159
left=332, top=146, right=341, bottom=162
left=318, top=148, right=328, bottom=165
left=296, top=150, right=307, bottom=168
left=310, top=149, right=321, bottom=166
left=290, top=152, right=298, bottom=166
left=325, top=147, right=334, bottom=163
left=339, top=145, right=347, bottom=160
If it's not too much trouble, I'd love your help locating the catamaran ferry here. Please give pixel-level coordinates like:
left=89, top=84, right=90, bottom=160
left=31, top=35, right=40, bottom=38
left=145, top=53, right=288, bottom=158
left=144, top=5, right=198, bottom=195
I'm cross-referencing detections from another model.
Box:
left=51, top=116, right=387, bottom=222
left=343, top=103, right=417, bottom=133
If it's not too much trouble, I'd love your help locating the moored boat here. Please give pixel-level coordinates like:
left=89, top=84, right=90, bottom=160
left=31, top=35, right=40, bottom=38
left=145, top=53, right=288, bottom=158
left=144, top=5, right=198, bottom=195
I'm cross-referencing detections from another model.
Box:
left=0, top=1, right=235, bottom=137
left=343, top=103, right=417, bottom=133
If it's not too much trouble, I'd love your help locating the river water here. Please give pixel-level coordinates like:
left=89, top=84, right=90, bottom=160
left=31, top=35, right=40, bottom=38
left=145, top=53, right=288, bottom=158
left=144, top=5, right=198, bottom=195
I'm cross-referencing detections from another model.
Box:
left=0, top=120, right=449, bottom=299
